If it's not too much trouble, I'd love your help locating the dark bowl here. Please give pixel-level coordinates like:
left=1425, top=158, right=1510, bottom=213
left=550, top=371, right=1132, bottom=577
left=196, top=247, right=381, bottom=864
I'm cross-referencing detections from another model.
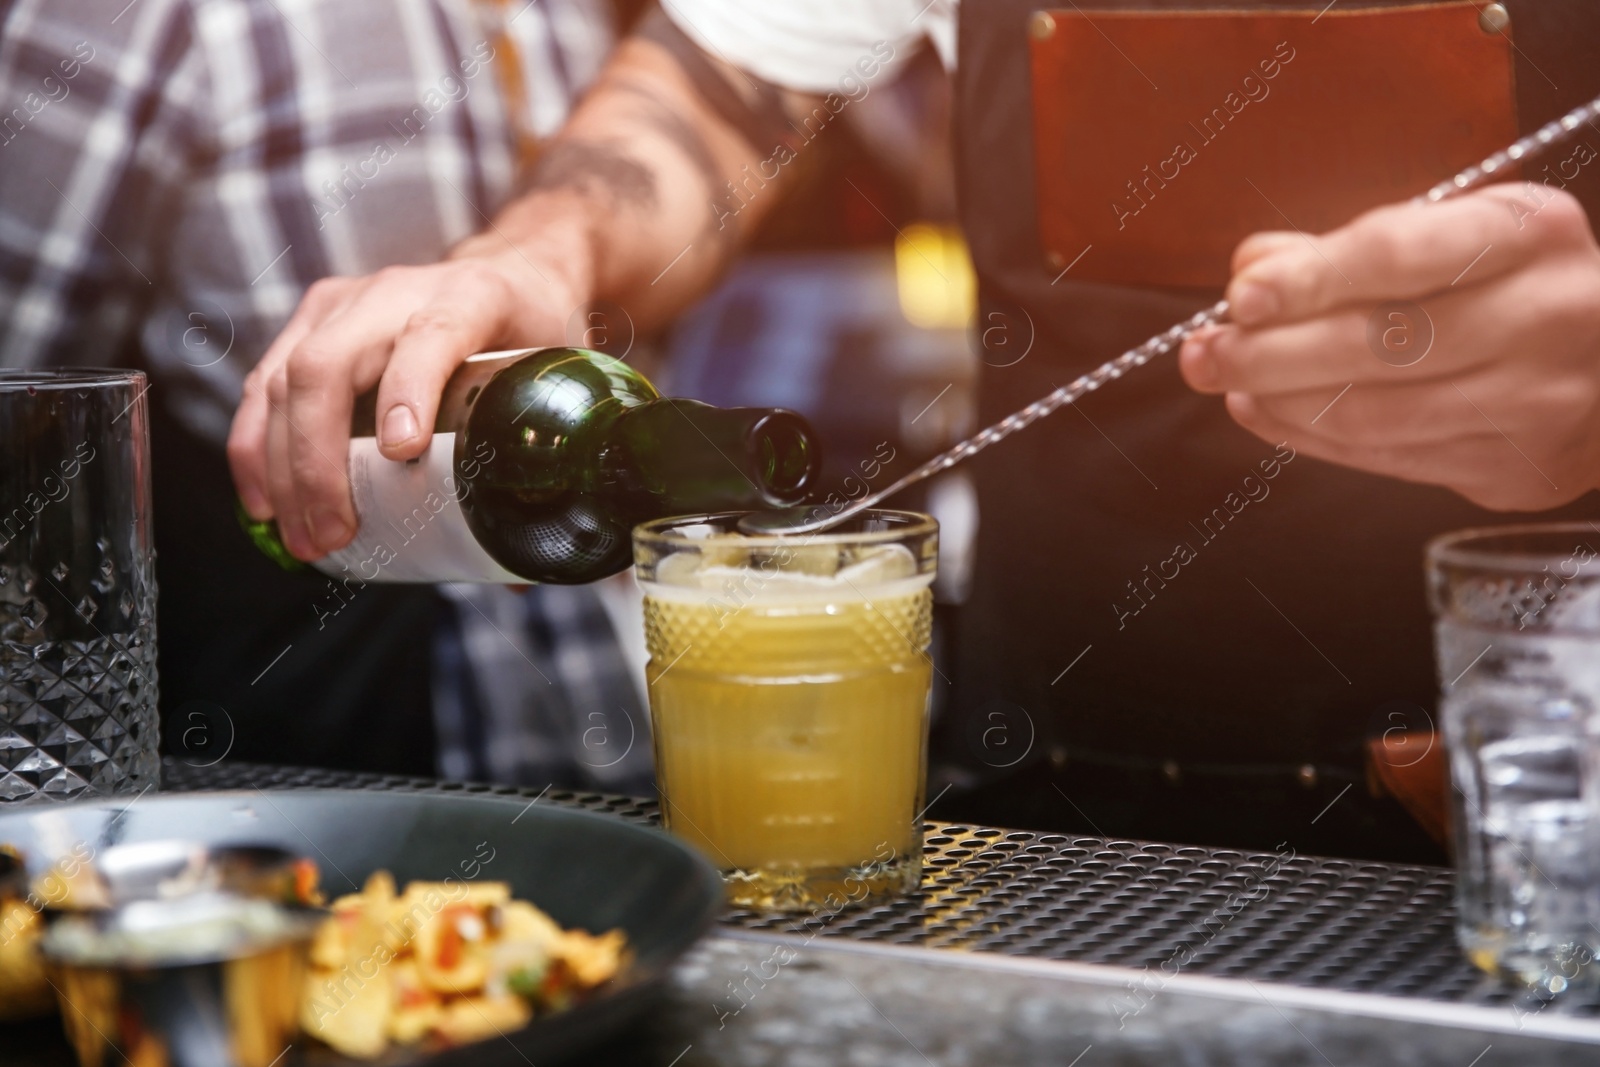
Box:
left=0, top=789, right=723, bottom=1065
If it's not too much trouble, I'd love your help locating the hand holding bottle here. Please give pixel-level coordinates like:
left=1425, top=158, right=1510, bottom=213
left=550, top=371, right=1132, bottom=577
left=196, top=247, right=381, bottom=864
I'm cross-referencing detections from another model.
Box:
left=226, top=35, right=806, bottom=563
left=241, top=348, right=819, bottom=585
left=227, top=235, right=590, bottom=562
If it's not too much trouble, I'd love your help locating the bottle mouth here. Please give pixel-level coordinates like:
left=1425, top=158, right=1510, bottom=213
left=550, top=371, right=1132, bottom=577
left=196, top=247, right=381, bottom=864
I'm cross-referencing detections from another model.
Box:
left=747, top=412, right=819, bottom=505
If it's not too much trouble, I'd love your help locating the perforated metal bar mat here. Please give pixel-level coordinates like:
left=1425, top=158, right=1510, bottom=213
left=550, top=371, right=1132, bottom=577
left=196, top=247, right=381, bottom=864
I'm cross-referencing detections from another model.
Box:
left=161, top=760, right=1594, bottom=1013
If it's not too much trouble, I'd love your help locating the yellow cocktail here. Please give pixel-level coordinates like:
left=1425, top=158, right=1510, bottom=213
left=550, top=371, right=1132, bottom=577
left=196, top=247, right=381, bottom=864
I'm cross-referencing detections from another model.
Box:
left=634, top=511, right=938, bottom=912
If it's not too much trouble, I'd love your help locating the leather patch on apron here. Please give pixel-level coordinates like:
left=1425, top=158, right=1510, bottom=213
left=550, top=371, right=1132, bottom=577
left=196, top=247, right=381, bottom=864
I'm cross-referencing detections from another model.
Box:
left=1028, top=2, right=1517, bottom=288
left=1368, top=731, right=1451, bottom=847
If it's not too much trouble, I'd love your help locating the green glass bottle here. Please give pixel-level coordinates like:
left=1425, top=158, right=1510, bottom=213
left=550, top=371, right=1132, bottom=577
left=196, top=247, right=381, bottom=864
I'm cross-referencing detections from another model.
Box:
left=241, top=347, right=819, bottom=584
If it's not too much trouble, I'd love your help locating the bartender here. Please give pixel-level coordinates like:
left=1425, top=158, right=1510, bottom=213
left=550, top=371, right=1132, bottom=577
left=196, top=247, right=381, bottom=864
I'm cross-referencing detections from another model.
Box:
left=228, top=0, right=1600, bottom=861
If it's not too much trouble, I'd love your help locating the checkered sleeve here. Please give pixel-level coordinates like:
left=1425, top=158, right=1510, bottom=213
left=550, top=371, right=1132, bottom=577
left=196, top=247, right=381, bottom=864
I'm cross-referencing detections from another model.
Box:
left=1, top=0, right=644, bottom=791
left=0, top=0, right=537, bottom=441
left=0, top=0, right=211, bottom=373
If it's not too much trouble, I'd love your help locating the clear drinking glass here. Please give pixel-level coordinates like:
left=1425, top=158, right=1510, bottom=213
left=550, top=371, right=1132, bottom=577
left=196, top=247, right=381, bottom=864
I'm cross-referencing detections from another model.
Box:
left=1428, top=524, right=1600, bottom=990
left=634, top=510, right=938, bottom=912
left=0, top=370, right=160, bottom=801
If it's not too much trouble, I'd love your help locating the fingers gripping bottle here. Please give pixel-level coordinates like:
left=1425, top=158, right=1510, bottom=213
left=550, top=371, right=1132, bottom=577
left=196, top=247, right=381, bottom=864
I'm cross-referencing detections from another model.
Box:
left=242, top=348, right=819, bottom=584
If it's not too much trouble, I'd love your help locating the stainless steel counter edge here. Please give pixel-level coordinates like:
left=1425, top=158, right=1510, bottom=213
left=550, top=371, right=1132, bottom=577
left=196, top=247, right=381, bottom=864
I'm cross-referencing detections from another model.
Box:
left=715, top=928, right=1600, bottom=1045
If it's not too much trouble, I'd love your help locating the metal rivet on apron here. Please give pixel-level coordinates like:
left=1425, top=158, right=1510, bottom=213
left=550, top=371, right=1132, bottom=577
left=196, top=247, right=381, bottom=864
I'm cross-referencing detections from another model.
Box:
left=1478, top=3, right=1510, bottom=34
left=1161, top=759, right=1182, bottom=787
left=1029, top=11, right=1057, bottom=40
left=1297, top=764, right=1318, bottom=789
left=1045, top=249, right=1067, bottom=272
left=1049, top=745, right=1068, bottom=770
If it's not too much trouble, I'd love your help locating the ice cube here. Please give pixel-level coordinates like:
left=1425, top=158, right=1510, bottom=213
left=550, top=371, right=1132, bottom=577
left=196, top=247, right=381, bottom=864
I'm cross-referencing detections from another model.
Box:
left=1479, top=734, right=1596, bottom=946
left=1545, top=580, right=1600, bottom=633
left=653, top=550, right=705, bottom=588
left=773, top=544, right=839, bottom=578
left=698, top=533, right=751, bottom=570
left=835, top=544, right=917, bottom=587
left=1482, top=734, right=1582, bottom=807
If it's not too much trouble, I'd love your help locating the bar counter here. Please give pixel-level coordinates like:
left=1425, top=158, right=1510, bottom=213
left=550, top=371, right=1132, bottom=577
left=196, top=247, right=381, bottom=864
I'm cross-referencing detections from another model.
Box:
left=9, top=760, right=1600, bottom=1066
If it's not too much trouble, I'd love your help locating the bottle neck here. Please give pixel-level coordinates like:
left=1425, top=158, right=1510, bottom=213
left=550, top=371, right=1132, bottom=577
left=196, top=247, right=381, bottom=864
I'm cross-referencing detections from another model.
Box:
left=608, top=399, right=818, bottom=513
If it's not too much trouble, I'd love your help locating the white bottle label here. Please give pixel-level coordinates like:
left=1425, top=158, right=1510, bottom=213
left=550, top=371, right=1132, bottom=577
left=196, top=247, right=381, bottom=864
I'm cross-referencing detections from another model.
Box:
left=313, top=433, right=525, bottom=584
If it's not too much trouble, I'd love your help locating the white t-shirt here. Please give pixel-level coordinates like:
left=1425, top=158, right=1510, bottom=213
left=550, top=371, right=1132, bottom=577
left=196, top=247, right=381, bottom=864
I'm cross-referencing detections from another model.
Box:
left=659, top=0, right=958, bottom=94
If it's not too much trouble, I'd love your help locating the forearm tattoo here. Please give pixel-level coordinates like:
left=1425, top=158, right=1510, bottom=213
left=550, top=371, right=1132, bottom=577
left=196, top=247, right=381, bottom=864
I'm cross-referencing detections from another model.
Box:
left=519, top=140, right=658, bottom=209
left=612, top=78, right=740, bottom=246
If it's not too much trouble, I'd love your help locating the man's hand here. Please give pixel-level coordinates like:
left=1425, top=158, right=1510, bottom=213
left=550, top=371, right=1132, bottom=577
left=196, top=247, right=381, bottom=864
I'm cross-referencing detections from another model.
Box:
left=1179, top=183, right=1600, bottom=511
left=227, top=30, right=793, bottom=562
left=227, top=244, right=586, bottom=561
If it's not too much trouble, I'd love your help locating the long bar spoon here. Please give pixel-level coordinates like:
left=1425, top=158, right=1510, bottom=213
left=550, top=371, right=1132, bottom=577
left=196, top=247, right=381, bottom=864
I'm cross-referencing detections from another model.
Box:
left=738, top=91, right=1600, bottom=536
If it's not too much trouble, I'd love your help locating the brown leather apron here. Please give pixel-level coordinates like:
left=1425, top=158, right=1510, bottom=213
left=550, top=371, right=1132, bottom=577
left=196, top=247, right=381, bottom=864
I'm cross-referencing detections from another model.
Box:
left=937, top=0, right=1600, bottom=861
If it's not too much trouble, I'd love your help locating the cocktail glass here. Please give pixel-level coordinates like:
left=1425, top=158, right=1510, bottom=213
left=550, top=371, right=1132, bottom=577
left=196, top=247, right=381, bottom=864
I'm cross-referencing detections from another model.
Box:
left=634, top=510, right=937, bottom=912
left=1429, top=523, right=1600, bottom=991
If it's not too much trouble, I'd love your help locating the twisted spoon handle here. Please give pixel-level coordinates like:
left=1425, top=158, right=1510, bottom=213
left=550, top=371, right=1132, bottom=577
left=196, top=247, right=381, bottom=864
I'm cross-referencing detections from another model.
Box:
left=765, top=91, right=1600, bottom=537
left=864, top=301, right=1228, bottom=505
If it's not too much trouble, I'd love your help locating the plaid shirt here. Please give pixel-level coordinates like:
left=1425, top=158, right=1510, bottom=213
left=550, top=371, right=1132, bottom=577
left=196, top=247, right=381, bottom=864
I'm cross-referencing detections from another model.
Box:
left=433, top=578, right=655, bottom=794
left=0, top=0, right=651, bottom=791
left=0, top=0, right=610, bottom=441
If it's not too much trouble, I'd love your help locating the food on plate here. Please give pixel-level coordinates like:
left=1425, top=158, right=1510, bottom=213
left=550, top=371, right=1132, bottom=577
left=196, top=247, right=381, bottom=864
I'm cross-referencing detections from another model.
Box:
left=0, top=895, right=53, bottom=1020
left=300, top=872, right=627, bottom=1058
left=0, top=841, right=321, bottom=1024
left=0, top=845, right=53, bottom=1021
